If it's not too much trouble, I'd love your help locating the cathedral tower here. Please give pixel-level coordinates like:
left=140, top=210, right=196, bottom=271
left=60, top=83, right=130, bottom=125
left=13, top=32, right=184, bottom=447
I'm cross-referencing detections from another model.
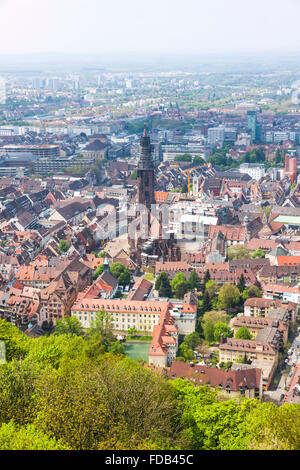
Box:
left=137, top=125, right=155, bottom=211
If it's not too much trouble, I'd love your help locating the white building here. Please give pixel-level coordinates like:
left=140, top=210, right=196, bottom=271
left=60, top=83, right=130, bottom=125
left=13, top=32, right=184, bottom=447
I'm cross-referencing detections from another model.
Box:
left=240, top=163, right=265, bottom=181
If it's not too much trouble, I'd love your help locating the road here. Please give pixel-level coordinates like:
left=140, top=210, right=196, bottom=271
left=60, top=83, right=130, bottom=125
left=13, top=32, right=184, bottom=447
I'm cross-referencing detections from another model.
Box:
left=263, top=330, right=300, bottom=404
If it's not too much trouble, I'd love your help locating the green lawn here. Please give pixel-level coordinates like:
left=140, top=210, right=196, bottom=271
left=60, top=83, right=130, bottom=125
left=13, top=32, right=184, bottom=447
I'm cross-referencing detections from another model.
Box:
left=124, top=342, right=151, bottom=362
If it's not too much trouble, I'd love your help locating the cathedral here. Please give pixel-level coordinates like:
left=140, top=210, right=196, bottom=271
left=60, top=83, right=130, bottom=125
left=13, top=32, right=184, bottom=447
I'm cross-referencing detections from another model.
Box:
left=128, top=126, right=181, bottom=269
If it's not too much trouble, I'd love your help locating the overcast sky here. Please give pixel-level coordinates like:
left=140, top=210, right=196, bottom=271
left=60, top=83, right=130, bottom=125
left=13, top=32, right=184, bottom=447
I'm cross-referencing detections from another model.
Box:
left=1, top=0, right=300, bottom=56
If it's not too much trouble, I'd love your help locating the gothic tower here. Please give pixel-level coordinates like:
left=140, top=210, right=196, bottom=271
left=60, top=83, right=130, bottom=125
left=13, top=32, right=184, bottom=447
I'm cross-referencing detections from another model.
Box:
left=137, top=125, right=155, bottom=211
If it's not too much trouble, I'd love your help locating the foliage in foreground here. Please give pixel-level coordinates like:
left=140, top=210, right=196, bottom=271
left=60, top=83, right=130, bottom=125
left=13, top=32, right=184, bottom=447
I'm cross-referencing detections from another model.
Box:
left=0, top=319, right=299, bottom=450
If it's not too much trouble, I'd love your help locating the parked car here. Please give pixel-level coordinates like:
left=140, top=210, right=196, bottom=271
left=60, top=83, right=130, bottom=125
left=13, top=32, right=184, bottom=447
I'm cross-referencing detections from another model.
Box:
left=280, top=394, right=285, bottom=401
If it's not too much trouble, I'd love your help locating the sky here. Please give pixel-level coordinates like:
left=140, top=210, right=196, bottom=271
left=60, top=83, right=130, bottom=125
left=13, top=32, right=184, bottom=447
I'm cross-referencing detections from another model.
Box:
left=1, top=0, right=300, bottom=56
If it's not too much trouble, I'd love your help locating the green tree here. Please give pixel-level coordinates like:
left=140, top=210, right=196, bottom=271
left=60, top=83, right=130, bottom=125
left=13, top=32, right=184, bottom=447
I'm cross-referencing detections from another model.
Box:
left=203, top=269, right=211, bottom=286
left=228, top=402, right=300, bottom=450
left=205, top=280, right=218, bottom=299
left=93, top=264, right=104, bottom=279
left=202, top=310, right=228, bottom=326
left=235, top=326, right=252, bottom=340
left=174, top=281, right=189, bottom=299
left=155, top=272, right=172, bottom=297
left=198, top=290, right=212, bottom=315
left=219, top=284, right=241, bottom=313
left=0, top=421, right=67, bottom=450
left=58, top=239, right=69, bottom=253
left=110, top=263, right=131, bottom=286
left=214, top=322, right=233, bottom=343
left=170, top=273, right=186, bottom=293
left=34, top=355, right=181, bottom=450
left=237, top=274, right=246, bottom=293
left=182, top=332, right=202, bottom=351
left=174, top=153, right=192, bottom=162
left=247, top=285, right=262, bottom=298
left=252, top=249, right=265, bottom=259
left=188, top=270, right=201, bottom=291
left=227, top=245, right=251, bottom=260
left=55, top=316, right=83, bottom=337
left=203, top=320, right=215, bottom=342
left=179, top=343, right=195, bottom=361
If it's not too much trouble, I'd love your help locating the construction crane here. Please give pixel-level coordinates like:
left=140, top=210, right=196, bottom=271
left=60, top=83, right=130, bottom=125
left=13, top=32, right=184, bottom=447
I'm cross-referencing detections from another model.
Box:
left=183, top=163, right=212, bottom=193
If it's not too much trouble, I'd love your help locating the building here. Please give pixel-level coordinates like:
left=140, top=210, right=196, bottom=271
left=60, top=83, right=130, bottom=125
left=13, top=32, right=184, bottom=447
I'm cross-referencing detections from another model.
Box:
left=239, top=163, right=265, bottom=181
left=263, top=283, right=300, bottom=307
left=71, top=298, right=197, bottom=333
left=246, top=110, right=260, bottom=143
left=169, top=362, right=262, bottom=399
left=244, top=297, right=297, bottom=322
left=284, top=150, right=298, bottom=183
left=33, top=156, right=94, bottom=176
left=219, top=336, right=277, bottom=365
left=208, top=127, right=237, bottom=146
left=148, top=309, right=179, bottom=367
left=82, top=139, right=108, bottom=160
left=233, top=316, right=289, bottom=347
left=0, top=144, right=59, bottom=159
left=137, top=125, right=155, bottom=212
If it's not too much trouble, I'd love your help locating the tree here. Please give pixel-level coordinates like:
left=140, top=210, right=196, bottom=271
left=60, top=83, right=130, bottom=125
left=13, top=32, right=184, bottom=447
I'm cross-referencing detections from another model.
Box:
left=198, top=290, right=212, bottom=315
left=174, top=153, right=192, bottom=162
left=34, top=355, right=181, bottom=450
left=84, top=310, right=116, bottom=357
left=235, top=326, right=252, bottom=340
left=237, top=274, right=246, bottom=293
left=214, top=322, right=233, bottom=343
left=182, top=332, right=202, bottom=351
left=181, top=183, right=188, bottom=193
left=0, top=421, right=67, bottom=450
left=227, top=245, right=251, bottom=260
left=127, top=327, right=138, bottom=336
left=55, top=316, right=83, bottom=337
left=93, top=264, right=104, bottom=279
left=205, top=280, right=218, bottom=299
left=188, top=271, right=201, bottom=291
left=247, top=285, right=262, bottom=298
left=109, top=263, right=131, bottom=286
left=193, top=156, right=205, bottom=165
left=203, top=270, right=211, bottom=286
left=155, top=272, right=172, bottom=297
left=226, top=402, right=300, bottom=450
left=219, top=284, right=241, bottom=313
left=59, top=239, right=69, bottom=253
left=178, top=343, right=194, bottom=361
left=252, top=249, right=265, bottom=259
left=174, top=281, right=188, bottom=299
left=170, top=273, right=186, bottom=293
left=203, top=320, right=215, bottom=342
left=202, top=310, right=228, bottom=326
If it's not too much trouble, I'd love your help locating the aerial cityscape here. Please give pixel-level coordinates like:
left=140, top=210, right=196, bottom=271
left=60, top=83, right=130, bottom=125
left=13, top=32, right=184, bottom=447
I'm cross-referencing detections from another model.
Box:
left=0, top=0, right=300, bottom=456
